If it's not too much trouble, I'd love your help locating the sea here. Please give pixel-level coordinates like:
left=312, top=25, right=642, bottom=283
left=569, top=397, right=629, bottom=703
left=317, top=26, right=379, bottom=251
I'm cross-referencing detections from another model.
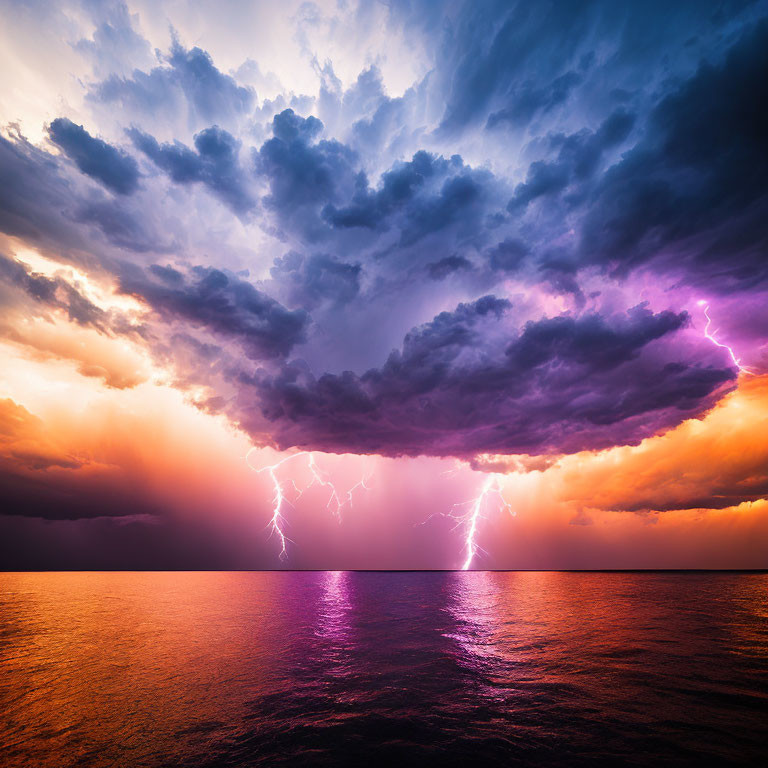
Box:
left=1, top=571, right=766, bottom=767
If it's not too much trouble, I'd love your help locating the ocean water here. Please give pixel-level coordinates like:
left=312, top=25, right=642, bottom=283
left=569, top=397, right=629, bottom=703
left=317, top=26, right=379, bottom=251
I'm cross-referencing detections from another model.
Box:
left=0, top=572, right=766, bottom=767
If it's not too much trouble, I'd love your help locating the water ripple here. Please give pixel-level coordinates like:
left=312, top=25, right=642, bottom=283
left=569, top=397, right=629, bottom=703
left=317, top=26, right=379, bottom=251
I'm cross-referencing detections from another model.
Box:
left=1, top=571, right=766, bottom=767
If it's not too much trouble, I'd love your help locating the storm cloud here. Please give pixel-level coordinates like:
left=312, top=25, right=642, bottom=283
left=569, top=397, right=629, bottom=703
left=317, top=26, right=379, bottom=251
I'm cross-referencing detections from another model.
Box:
left=129, top=125, right=255, bottom=213
left=118, top=263, right=309, bottom=361
left=235, top=302, right=736, bottom=458
left=1, top=0, right=766, bottom=548
left=48, top=117, right=140, bottom=195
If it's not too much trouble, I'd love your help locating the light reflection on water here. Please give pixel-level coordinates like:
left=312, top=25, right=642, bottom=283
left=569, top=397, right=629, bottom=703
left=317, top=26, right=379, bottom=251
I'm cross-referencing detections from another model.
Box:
left=317, top=570, right=352, bottom=641
left=1, top=571, right=767, bottom=767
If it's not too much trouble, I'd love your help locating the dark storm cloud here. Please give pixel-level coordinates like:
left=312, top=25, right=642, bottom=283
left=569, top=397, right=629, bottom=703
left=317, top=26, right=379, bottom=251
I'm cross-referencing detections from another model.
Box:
left=0, top=469, right=161, bottom=521
left=74, top=198, right=160, bottom=252
left=427, top=255, right=472, bottom=280
left=487, top=239, right=529, bottom=272
left=323, top=150, right=493, bottom=248
left=236, top=301, right=734, bottom=458
left=129, top=125, right=254, bottom=214
left=505, top=308, right=685, bottom=371
left=48, top=117, right=140, bottom=195
left=0, top=131, right=83, bottom=249
left=89, top=39, right=255, bottom=126
left=579, top=20, right=768, bottom=288
left=426, top=0, right=761, bottom=135
left=612, top=484, right=768, bottom=514
left=2, top=4, right=765, bottom=477
left=507, top=110, right=635, bottom=212
left=271, top=108, right=324, bottom=144
left=270, top=252, right=361, bottom=308
left=0, top=130, right=163, bottom=257
left=255, top=109, right=359, bottom=239
left=119, top=264, right=308, bottom=360
left=435, top=1, right=594, bottom=133
left=250, top=6, right=768, bottom=303
left=486, top=70, right=583, bottom=130
left=255, top=111, right=500, bottom=258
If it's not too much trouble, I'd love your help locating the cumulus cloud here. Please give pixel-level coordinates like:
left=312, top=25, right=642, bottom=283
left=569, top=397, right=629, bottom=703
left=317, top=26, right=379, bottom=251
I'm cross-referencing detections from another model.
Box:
left=119, top=263, right=308, bottom=361
left=0, top=128, right=165, bottom=257
left=89, top=39, right=255, bottom=130
left=322, top=149, right=494, bottom=249
left=427, top=254, right=472, bottom=280
left=506, top=110, right=635, bottom=212
left=129, top=125, right=254, bottom=214
left=270, top=251, right=361, bottom=308
left=0, top=130, right=84, bottom=250
left=1, top=2, right=766, bottom=487
left=233, top=301, right=735, bottom=458
left=255, top=109, right=358, bottom=240
left=0, top=398, right=83, bottom=472
left=48, top=117, right=140, bottom=195
left=0, top=0, right=767, bottom=568
left=74, top=0, right=153, bottom=79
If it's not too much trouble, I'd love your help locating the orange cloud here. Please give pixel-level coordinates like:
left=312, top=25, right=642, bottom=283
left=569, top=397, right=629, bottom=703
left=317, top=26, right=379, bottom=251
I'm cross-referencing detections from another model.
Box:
left=0, top=321, right=148, bottom=389
left=0, top=398, right=83, bottom=470
left=555, top=374, right=768, bottom=514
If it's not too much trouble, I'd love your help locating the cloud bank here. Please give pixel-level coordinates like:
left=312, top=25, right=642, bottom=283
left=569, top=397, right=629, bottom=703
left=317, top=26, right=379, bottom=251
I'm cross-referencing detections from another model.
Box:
left=0, top=0, right=766, bottom=566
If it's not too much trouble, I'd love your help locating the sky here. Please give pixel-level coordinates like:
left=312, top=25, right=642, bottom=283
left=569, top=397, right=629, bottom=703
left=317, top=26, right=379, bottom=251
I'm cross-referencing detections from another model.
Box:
left=1, top=0, right=767, bottom=570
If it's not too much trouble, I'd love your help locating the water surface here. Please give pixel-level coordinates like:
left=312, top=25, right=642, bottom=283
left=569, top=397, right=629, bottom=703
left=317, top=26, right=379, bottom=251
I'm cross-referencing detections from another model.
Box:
left=1, top=571, right=766, bottom=766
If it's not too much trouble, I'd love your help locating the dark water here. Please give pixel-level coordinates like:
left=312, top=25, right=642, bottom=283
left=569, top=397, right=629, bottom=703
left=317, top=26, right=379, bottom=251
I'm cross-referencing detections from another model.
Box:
left=1, top=572, right=767, bottom=767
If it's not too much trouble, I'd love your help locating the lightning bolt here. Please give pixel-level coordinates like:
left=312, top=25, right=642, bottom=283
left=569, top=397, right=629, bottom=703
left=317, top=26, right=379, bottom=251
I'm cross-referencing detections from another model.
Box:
left=242, top=300, right=750, bottom=569
left=459, top=474, right=512, bottom=570
left=245, top=448, right=371, bottom=560
left=421, top=472, right=513, bottom=570
left=246, top=449, right=307, bottom=560
left=699, top=301, right=752, bottom=374
left=303, top=453, right=372, bottom=521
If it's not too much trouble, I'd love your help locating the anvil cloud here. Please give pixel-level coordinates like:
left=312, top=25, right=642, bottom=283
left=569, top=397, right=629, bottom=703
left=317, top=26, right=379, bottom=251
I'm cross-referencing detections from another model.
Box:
left=0, top=0, right=766, bottom=568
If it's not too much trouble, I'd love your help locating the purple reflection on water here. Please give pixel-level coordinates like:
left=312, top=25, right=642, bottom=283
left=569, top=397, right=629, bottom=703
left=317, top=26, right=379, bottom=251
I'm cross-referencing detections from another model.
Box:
left=316, top=570, right=353, bottom=647
left=445, top=571, right=501, bottom=663
left=1, top=572, right=767, bottom=767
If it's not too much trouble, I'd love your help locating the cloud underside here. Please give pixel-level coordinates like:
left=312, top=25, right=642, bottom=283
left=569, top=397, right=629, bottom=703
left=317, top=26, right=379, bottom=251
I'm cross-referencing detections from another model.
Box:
left=240, top=302, right=735, bottom=457
left=5, top=252, right=737, bottom=458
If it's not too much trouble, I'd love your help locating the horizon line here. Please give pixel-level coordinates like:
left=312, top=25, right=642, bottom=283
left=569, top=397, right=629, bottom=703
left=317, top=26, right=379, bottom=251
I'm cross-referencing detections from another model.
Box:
left=2, top=568, right=767, bottom=574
